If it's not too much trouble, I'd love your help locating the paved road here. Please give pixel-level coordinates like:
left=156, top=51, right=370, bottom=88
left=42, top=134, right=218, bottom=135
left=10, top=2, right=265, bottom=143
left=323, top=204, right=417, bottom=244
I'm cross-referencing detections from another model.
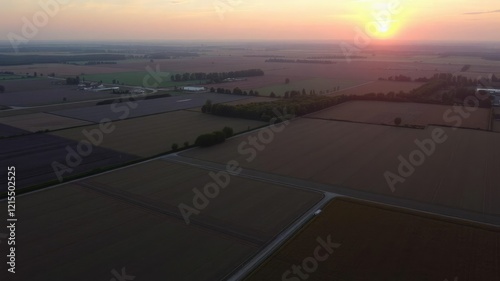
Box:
left=50, top=93, right=252, bottom=122
left=162, top=154, right=500, bottom=227
left=162, top=153, right=500, bottom=280
left=225, top=192, right=337, bottom=281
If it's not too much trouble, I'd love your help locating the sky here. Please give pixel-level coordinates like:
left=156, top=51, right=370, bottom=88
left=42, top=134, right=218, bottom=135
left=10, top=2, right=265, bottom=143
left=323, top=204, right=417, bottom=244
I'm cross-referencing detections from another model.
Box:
left=2, top=0, right=500, bottom=43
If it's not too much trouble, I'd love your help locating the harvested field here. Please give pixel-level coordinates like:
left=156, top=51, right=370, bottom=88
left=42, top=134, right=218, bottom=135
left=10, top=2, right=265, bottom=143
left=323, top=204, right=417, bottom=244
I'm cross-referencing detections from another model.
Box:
left=0, top=112, right=93, bottom=133
left=333, top=80, right=425, bottom=96
left=307, top=100, right=490, bottom=130
left=50, top=110, right=266, bottom=157
left=2, top=62, right=141, bottom=76
left=246, top=198, right=500, bottom=281
left=83, top=71, right=202, bottom=88
left=0, top=123, right=30, bottom=137
left=256, top=78, right=365, bottom=97
left=0, top=79, right=118, bottom=106
left=0, top=160, right=323, bottom=280
left=0, top=133, right=138, bottom=191
left=182, top=119, right=500, bottom=216
left=50, top=93, right=252, bottom=122
left=186, top=96, right=276, bottom=112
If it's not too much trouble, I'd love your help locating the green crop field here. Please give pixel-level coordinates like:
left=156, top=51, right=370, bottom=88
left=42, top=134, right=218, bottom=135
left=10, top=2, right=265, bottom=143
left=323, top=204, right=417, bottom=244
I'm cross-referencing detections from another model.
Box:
left=256, top=78, right=366, bottom=96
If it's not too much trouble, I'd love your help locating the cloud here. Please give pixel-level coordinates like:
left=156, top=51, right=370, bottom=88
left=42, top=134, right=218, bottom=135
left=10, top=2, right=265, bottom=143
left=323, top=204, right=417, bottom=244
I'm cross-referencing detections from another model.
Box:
left=463, top=9, right=500, bottom=15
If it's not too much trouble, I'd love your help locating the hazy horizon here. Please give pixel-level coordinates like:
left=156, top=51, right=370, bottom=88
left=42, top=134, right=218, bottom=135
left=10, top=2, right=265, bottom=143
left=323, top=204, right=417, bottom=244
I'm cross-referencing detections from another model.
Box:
left=2, top=0, right=500, bottom=43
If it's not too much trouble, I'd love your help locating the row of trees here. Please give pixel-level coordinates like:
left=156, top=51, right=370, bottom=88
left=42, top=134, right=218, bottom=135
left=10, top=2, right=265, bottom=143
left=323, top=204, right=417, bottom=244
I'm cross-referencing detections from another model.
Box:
left=195, top=127, right=234, bottom=147
left=208, top=87, right=261, bottom=96
left=379, top=73, right=481, bottom=87
left=84, top=61, right=117, bottom=65
left=202, top=95, right=349, bottom=122
left=283, top=87, right=341, bottom=98
left=265, top=58, right=335, bottom=64
left=0, top=54, right=126, bottom=66
left=208, top=86, right=341, bottom=99
left=170, top=69, right=264, bottom=83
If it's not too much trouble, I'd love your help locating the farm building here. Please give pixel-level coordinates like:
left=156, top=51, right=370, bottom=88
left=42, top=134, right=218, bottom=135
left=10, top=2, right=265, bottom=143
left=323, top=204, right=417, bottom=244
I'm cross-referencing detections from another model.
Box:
left=182, top=86, right=206, bottom=92
left=476, top=88, right=500, bottom=106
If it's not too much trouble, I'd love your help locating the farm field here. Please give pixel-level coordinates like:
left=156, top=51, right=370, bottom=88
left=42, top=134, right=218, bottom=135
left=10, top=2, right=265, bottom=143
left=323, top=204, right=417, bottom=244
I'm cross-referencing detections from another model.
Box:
left=0, top=123, right=29, bottom=137
left=246, top=197, right=500, bottom=281
left=50, top=92, right=252, bottom=122
left=0, top=78, right=121, bottom=107
left=0, top=133, right=138, bottom=192
left=51, top=110, right=267, bottom=157
left=307, top=100, right=490, bottom=130
left=0, top=112, right=93, bottom=133
left=256, top=77, right=365, bottom=96
left=0, top=160, right=323, bottom=280
left=0, top=55, right=461, bottom=84
left=333, top=80, right=425, bottom=96
left=182, top=118, right=500, bottom=216
left=494, top=108, right=500, bottom=133
left=83, top=71, right=205, bottom=88
left=1, top=62, right=142, bottom=76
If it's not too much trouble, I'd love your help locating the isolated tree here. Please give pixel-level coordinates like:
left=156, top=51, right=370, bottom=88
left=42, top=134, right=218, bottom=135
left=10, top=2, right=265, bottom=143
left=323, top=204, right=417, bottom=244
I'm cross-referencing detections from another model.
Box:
left=285, top=78, right=290, bottom=84
left=233, top=87, right=243, bottom=95
left=394, top=117, right=402, bottom=126
left=202, top=99, right=213, bottom=113
left=0, top=85, right=4, bottom=93
left=269, top=92, right=276, bottom=98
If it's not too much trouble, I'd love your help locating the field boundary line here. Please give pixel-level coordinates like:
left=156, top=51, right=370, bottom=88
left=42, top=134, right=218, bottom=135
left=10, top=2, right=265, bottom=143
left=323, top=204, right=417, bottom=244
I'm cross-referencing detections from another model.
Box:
left=162, top=154, right=500, bottom=227
left=75, top=181, right=266, bottom=246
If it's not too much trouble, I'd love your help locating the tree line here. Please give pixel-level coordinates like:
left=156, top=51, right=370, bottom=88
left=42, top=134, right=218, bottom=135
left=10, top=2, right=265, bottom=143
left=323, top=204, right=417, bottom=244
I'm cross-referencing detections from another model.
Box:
left=265, top=58, right=335, bottom=64
left=202, top=95, right=349, bottom=122
left=379, top=73, right=481, bottom=86
left=209, top=87, right=261, bottom=96
left=0, top=54, right=126, bottom=66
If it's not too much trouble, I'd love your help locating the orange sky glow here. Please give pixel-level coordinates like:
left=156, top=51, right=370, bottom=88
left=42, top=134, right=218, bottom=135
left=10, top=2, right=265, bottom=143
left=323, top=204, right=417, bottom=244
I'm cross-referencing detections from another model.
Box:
left=2, top=0, right=500, bottom=42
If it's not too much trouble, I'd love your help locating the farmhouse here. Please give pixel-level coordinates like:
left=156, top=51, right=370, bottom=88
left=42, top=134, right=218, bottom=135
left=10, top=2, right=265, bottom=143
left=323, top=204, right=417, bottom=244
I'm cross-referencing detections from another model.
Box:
left=182, top=86, right=206, bottom=92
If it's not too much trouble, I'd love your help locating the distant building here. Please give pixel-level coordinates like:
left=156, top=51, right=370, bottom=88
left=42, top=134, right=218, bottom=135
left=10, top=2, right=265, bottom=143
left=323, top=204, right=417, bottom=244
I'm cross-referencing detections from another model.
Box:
left=476, top=88, right=500, bottom=106
left=183, top=86, right=206, bottom=92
